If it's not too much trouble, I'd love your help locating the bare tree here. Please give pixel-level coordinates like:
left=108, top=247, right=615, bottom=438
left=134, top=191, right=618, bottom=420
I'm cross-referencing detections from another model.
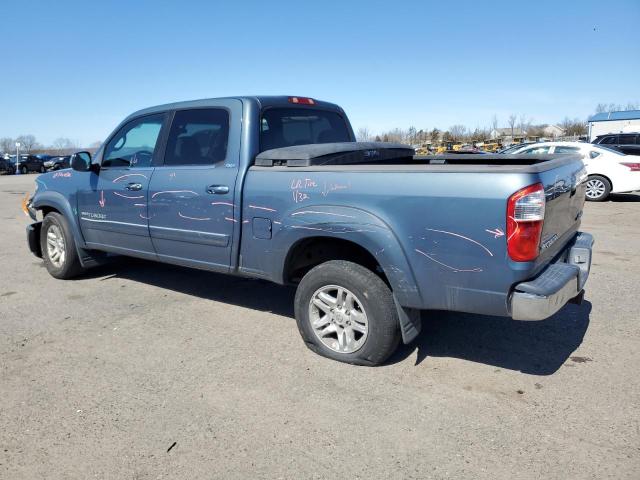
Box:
left=518, top=115, right=531, bottom=136
left=15, top=134, right=40, bottom=153
left=0, top=137, right=15, bottom=154
left=356, top=127, right=371, bottom=142
left=51, top=137, right=78, bottom=154
left=449, top=125, right=467, bottom=142
left=507, top=114, right=517, bottom=137
left=430, top=128, right=440, bottom=145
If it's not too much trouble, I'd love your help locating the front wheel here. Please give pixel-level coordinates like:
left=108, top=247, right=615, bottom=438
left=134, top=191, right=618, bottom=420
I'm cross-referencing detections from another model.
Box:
left=294, top=260, right=400, bottom=366
left=20, top=166, right=28, bottom=175
left=40, top=212, right=85, bottom=279
left=585, top=175, right=611, bottom=201
left=39, top=165, right=46, bottom=173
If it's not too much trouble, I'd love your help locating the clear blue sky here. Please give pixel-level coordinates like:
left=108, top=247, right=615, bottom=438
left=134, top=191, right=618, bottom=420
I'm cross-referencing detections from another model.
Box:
left=1, top=0, right=639, bottom=146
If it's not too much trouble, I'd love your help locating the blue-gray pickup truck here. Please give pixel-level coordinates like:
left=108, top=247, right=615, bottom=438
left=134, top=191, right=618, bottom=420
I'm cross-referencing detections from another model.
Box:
left=25, top=96, right=593, bottom=365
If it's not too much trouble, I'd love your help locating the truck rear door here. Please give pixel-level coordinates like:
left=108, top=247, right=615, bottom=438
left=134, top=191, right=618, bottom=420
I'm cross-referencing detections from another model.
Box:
left=147, top=100, right=242, bottom=271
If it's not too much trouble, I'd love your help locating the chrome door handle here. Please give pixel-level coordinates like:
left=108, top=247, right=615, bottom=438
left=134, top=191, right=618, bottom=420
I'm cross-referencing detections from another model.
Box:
left=126, top=183, right=143, bottom=191
left=207, top=185, right=229, bottom=194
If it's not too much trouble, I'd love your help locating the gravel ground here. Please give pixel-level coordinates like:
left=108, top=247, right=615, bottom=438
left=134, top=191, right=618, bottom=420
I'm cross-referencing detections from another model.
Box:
left=0, top=173, right=638, bottom=479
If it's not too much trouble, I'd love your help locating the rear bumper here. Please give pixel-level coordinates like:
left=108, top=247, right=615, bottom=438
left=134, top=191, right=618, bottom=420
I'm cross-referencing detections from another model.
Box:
left=27, top=222, right=43, bottom=258
left=510, top=232, right=593, bottom=321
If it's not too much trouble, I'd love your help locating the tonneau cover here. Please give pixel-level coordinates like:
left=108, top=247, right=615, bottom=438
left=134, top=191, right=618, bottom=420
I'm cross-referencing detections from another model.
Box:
left=254, top=142, right=414, bottom=167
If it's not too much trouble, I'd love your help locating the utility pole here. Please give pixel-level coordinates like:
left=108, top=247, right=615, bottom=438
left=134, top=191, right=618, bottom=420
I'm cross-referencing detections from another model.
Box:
left=15, top=142, right=20, bottom=175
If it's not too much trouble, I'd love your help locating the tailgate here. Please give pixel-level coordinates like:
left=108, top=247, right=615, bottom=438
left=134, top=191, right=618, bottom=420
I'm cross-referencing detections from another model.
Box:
left=536, top=156, right=587, bottom=262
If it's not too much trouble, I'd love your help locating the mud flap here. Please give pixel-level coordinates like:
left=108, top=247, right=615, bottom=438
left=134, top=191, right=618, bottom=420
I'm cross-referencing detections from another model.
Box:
left=394, top=295, right=422, bottom=344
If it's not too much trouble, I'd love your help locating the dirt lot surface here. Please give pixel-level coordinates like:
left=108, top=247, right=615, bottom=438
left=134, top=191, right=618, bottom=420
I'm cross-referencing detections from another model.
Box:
left=1, top=173, right=638, bottom=479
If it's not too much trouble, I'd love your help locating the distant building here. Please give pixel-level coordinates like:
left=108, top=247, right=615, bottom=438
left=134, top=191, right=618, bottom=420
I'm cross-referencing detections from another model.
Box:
left=542, top=124, right=565, bottom=138
left=588, top=110, right=640, bottom=141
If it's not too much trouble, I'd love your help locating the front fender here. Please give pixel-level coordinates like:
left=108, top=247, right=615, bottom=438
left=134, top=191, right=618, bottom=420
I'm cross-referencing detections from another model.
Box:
left=275, top=205, right=423, bottom=308
left=32, top=190, right=86, bottom=248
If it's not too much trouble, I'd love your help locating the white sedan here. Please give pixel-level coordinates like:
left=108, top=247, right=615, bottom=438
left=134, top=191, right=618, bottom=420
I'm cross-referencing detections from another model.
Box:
left=508, top=141, right=640, bottom=201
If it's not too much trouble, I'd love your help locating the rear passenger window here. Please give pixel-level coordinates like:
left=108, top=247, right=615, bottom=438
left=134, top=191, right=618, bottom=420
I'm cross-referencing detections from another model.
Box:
left=103, top=114, right=165, bottom=168
left=619, top=134, right=637, bottom=145
left=600, top=136, right=617, bottom=145
left=553, top=146, right=580, bottom=154
left=164, top=109, right=229, bottom=166
left=522, top=146, right=550, bottom=154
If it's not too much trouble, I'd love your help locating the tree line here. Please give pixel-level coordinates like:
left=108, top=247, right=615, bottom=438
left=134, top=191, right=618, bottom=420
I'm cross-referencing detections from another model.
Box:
left=0, top=135, right=101, bottom=155
left=357, top=102, right=638, bottom=144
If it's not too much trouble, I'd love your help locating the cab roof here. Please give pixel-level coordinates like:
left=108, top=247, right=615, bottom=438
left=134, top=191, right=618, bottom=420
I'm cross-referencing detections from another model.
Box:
left=126, top=96, right=343, bottom=121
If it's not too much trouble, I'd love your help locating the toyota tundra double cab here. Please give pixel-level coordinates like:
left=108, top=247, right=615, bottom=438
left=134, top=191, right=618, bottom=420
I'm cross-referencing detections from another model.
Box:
left=25, top=96, right=593, bottom=365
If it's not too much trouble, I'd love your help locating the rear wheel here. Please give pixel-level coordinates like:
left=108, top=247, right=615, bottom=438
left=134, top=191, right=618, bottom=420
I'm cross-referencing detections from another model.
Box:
left=40, top=212, right=85, bottom=279
left=20, top=166, right=28, bottom=174
left=585, top=175, right=611, bottom=201
left=294, top=260, right=400, bottom=366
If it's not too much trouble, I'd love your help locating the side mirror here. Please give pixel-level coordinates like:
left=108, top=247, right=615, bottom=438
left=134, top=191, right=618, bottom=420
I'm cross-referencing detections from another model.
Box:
left=70, top=151, right=92, bottom=172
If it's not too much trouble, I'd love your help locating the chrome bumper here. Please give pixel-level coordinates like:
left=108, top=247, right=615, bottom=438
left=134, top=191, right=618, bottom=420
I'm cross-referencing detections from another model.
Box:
left=511, top=232, right=593, bottom=321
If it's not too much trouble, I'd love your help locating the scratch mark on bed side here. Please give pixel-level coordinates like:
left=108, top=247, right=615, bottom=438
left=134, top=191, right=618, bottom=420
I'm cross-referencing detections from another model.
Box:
left=291, top=210, right=355, bottom=218
left=485, top=228, right=505, bottom=238
left=425, top=228, right=493, bottom=257
left=291, top=225, right=325, bottom=231
left=415, top=248, right=482, bottom=273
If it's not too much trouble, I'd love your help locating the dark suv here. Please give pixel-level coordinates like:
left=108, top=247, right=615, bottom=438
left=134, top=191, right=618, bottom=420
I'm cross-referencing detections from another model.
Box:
left=0, top=156, right=16, bottom=175
left=18, top=154, right=48, bottom=174
left=592, top=133, right=640, bottom=156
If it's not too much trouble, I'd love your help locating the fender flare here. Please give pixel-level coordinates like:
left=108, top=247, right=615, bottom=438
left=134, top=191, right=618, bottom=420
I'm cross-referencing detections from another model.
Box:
left=277, top=204, right=423, bottom=310
left=33, top=191, right=86, bottom=248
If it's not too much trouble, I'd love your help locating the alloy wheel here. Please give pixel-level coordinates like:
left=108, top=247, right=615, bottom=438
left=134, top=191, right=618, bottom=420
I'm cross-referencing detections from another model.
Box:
left=46, top=224, right=66, bottom=268
left=308, top=285, right=369, bottom=353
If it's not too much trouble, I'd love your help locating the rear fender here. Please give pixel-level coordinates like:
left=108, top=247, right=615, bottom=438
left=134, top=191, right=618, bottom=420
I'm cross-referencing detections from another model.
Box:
left=278, top=205, right=423, bottom=308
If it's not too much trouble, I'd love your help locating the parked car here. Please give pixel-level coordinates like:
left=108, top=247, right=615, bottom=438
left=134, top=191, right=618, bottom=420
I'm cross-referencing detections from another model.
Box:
left=506, top=141, right=640, bottom=201
left=592, top=133, right=640, bottom=156
left=44, top=155, right=71, bottom=171
left=497, top=142, right=534, bottom=154
left=18, top=154, right=47, bottom=174
left=0, top=155, right=16, bottom=175
left=24, top=96, right=593, bottom=366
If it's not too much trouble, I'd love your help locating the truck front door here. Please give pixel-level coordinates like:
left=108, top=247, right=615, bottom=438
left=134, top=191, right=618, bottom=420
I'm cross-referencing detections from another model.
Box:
left=76, top=113, right=167, bottom=256
left=147, top=100, right=242, bottom=271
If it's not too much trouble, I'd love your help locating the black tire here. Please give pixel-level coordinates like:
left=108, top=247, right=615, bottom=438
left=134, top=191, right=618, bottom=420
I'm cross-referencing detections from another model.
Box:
left=39, top=165, right=46, bottom=173
left=20, top=166, right=28, bottom=175
left=294, top=260, right=400, bottom=366
left=40, top=212, right=85, bottom=279
left=585, top=175, right=611, bottom=202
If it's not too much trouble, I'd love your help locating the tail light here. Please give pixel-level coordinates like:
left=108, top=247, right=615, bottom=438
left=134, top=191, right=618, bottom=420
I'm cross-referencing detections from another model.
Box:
left=621, top=162, right=640, bottom=171
left=288, top=96, right=315, bottom=105
left=507, top=183, right=545, bottom=262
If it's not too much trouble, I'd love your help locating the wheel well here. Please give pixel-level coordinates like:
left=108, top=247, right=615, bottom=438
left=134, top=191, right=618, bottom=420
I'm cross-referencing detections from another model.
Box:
left=284, top=237, right=388, bottom=285
left=40, top=206, right=61, bottom=218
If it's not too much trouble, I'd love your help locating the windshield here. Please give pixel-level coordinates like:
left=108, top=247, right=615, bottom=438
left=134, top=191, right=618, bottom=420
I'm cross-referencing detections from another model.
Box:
left=260, top=108, right=351, bottom=151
